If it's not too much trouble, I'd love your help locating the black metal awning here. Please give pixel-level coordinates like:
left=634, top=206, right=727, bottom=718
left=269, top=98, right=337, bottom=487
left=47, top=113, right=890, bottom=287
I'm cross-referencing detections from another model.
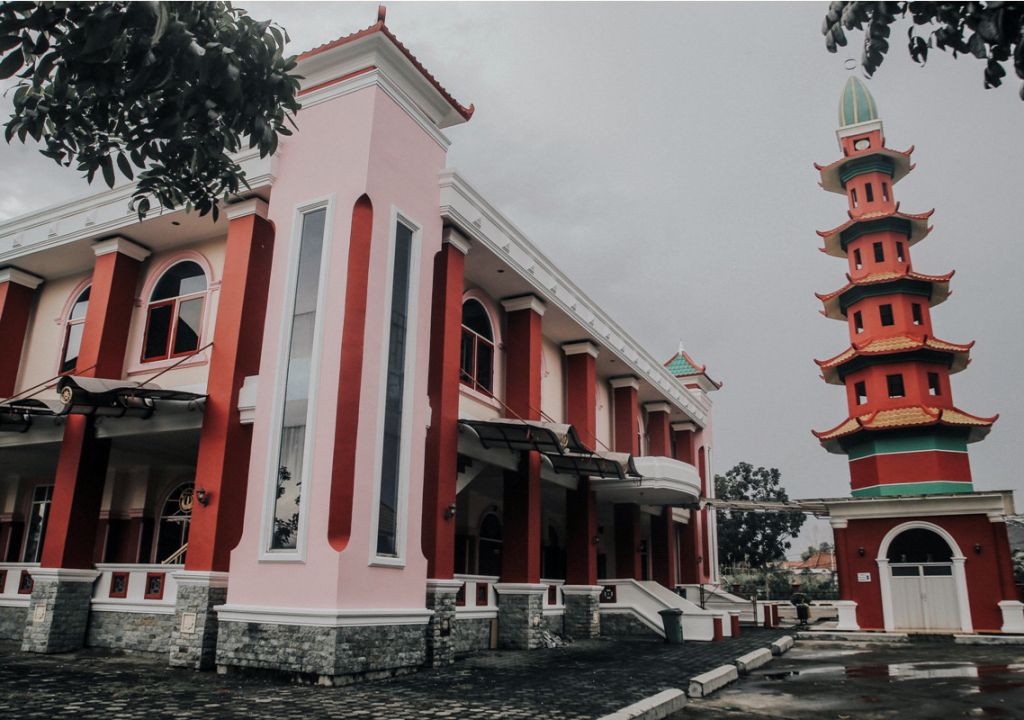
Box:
left=0, top=399, right=62, bottom=433
left=57, top=376, right=207, bottom=419
left=546, top=451, right=640, bottom=480
left=459, top=419, right=588, bottom=456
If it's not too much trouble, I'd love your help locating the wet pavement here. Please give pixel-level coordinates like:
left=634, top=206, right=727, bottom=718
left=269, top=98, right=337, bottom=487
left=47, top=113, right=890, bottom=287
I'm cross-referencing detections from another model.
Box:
left=682, top=637, right=1024, bottom=719
left=0, top=629, right=788, bottom=719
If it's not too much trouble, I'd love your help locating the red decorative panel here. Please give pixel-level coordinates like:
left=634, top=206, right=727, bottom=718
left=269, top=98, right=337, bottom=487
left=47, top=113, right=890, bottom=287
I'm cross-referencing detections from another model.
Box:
left=108, top=571, right=129, bottom=598
left=143, top=572, right=165, bottom=600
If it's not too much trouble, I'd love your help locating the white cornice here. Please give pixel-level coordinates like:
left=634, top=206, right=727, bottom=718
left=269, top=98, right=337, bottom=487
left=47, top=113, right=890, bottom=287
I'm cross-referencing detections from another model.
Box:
left=170, top=570, right=229, bottom=588
left=609, top=375, right=640, bottom=391
left=439, top=169, right=706, bottom=427
left=92, top=236, right=151, bottom=262
left=501, top=294, right=546, bottom=316
left=225, top=198, right=269, bottom=221
left=562, top=340, right=599, bottom=358
left=442, top=226, right=471, bottom=255
left=215, top=604, right=433, bottom=627
left=0, top=267, right=43, bottom=289
left=836, top=119, right=884, bottom=148
left=825, top=491, right=1015, bottom=522
left=671, top=421, right=698, bottom=433
left=644, top=401, right=672, bottom=415
left=28, top=568, right=100, bottom=583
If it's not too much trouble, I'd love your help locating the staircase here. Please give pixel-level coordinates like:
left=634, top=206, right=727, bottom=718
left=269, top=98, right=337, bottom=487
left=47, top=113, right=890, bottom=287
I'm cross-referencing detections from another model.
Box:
left=677, top=583, right=779, bottom=626
left=598, top=579, right=730, bottom=641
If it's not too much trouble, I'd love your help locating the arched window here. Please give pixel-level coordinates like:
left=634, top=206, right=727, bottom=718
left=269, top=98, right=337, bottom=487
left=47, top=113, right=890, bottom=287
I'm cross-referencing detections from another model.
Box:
left=460, top=299, right=494, bottom=394
left=142, top=261, right=207, bottom=362
left=60, top=286, right=90, bottom=374
left=886, top=528, right=953, bottom=564
left=155, top=483, right=193, bottom=564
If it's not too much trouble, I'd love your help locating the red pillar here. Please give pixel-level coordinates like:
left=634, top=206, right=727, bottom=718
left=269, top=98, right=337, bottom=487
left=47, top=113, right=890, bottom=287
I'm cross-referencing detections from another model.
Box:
left=990, top=519, right=1018, bottom=601
left=611, top=376, right=642, bottom=579
left=0, top=268, right=42, bottom=397
left=564, top=341, right=599, bottom=585
left=41, top=238, right=148, bottom=570
left=421, top=229, right=468, bottom=579
left=500, top=295, right=545, bottom=584
left=185, top=201, right=275, bottom=573
left=644, top=403, right=672, bottom=458
left=672, top=422, right=700, bottom=584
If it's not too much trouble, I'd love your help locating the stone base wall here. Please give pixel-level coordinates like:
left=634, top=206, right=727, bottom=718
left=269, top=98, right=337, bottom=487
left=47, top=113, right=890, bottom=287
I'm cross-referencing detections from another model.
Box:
left=169, top=583, right=227, bottom=670
left=600, top=611, right=660, bottom=638
left=216, top=620, right=427, bottom=683
left=452, top=617, right=493, bottom=655
left=22, top=578, right=94, bottom=653
left=86, top=611, right=173, bottom=654
left=497, top=591, right=544, bottom=650
left=564, top=593, right=601, bottom=640
left=0, top=605, right=27, bottom=641
left=543, top=614, right=563, bottom=635
left=425, top=587, right=458, bottom=667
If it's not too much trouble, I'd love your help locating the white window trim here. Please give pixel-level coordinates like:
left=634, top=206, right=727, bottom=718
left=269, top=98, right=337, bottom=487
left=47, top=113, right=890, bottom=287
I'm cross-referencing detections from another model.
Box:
left=258, top=195, right=336, bottom=562
left=367, top=206, right=423, bottom=568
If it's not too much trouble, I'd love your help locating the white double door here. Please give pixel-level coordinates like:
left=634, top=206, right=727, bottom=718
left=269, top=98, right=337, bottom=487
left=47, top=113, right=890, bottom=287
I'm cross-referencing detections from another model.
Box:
left=889, top=562, right=960, bottom=631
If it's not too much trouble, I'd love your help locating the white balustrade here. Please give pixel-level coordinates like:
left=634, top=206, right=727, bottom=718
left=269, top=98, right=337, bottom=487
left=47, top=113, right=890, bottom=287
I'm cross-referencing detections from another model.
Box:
left=0, top=563, right=38, bottom=606
left=453, top=573, right=499, bottom=618
left=91, top=563, right=183, bottom=614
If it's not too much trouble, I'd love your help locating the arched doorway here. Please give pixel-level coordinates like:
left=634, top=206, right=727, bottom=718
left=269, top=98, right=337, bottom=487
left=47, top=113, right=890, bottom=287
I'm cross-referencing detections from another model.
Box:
left=881, top=524, right=966, bottom=631
left=155, top=483, right=193, bottom=564
left=478, top=512, right=502, bottom=577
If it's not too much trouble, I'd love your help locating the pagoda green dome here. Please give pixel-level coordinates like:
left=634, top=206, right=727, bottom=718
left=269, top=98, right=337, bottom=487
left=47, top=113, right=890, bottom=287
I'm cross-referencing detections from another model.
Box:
left=839, top=76, right=879, bottom=127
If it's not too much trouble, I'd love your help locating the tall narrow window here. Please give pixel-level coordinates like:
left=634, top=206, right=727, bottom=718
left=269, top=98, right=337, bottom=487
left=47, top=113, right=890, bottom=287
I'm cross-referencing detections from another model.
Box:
left=865, top=183, right=874, bottom=202
left=270, top=208, right=327, bottom=551
left=850, top=187, right=859, bottom=208
left=854, top=381, right=867, bottom=405
left=886, top=374, right=905, bottom=398
left=896, top=241, right=905, bottom=263
left=927, top=372, right=941, bottom=396
left=853, top=248, right=863, bottom=270
left=873, top=242, right=885, bottom=262
left=460, top=299, right=494, bottom=394
left=22, top=485, right=53, bottom=562
left=853, top=310, right=864, bottom=334
left=142, top=261, right=207, bottom=361
left=882, top=182, right=890, bottom=202
left=377, top=221, right=415, bottom=557
left=879, top=304, right=894, bottom=326
left=912, top=303, right=923, bottom=325
left=60, top=287, right=90, bottom=373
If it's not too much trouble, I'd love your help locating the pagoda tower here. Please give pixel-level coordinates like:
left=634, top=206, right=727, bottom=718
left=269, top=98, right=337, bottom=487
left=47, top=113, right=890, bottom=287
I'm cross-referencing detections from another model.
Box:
left=811, top=77, right=997, bottom=498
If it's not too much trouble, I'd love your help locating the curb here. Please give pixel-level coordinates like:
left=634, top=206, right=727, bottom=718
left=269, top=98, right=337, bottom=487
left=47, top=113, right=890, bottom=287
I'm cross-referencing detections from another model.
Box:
left=688, top=664, right=739, bottom=698
left=596, top=688, right=687, bottom=720
left=734, top=648, right=773, bottom=675
left=954, top=634, right=1024, bottom=645
left=796, top=630, right=908, bottom=643
left=770, top=635, right=794, bottom=656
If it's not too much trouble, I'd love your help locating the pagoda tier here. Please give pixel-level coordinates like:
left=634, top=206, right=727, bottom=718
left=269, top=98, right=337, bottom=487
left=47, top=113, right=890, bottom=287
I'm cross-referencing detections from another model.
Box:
left=810, top=77, right=996, bottom=498
left=816, top=269, right=953, bottom=320
left=815, top=145, right=915, bottom=195
left=815, top=334, right=973, bottom=385
left=817, top=207, right=934, bottom=258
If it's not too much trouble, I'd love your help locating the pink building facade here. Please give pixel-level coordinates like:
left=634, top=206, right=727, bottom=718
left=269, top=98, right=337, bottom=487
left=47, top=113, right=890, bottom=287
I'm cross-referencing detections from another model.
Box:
left=0, top=13, right=745, bottom=681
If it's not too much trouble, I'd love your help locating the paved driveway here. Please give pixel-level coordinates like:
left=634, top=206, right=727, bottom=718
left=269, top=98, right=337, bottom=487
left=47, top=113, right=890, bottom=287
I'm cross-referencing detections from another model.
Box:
left=0, top=629, right=787, bottom=719
left=683, top=638, right=1024, bottom=719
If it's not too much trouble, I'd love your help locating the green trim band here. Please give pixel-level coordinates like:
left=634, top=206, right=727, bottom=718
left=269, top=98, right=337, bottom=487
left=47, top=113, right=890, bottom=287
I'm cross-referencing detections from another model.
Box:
left=839, top=217, right=912, bottom=251
left=838, top=279, right=934, bottom=315
left=852, top=481, right=974, bottom=497
left=839, top=155, right=896, bottom=186
left=847, top=433, right=969, bottom=460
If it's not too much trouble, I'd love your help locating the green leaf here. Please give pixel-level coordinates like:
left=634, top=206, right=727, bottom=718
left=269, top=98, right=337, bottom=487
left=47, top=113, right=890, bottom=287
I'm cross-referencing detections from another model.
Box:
left=0, top=48, right=24, bottom=79
left=116, top=152, right=133, bottom=179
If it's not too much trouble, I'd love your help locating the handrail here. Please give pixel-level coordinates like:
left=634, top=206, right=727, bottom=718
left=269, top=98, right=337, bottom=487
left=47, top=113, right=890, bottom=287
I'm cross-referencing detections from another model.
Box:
left=162, top=543, right=188, bottom=565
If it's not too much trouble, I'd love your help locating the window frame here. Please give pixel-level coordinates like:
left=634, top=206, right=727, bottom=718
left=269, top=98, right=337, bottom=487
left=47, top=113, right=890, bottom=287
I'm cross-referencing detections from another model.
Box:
left=872, top=241, right=885, bottom=263
left=258, top=196, right=336, bottom=562
left=368, top=207, right=423, bottom=567
left=886, top=373, right=906, bottom=399
left=140, top=260, right=209, bottom=364
left=854, top=380, right=867, bottom=405
left=879, top=303, right=895, bottom=327
left=59, top=284, right=91, bottom=376
left=460, top=299, right=496, bottom=395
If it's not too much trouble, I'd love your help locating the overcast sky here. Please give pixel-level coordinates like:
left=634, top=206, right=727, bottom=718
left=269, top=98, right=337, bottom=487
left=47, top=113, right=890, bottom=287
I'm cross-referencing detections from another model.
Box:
left=1, top=3, right=1020, bottom=556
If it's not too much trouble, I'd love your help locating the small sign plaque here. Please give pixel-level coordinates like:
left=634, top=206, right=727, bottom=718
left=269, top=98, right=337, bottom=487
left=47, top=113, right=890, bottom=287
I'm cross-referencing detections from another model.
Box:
left=180, top=612, right=197, bottom=635
left=857, top=572, right=871, bottom=583
left=32, top=604, right=46, bottom=623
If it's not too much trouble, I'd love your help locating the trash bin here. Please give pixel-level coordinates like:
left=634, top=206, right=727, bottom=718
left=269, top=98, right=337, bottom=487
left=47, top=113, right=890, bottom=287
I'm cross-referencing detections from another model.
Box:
left=796, top=603, right=810, bottom=626
left=658, top=608, right=684, bottom=644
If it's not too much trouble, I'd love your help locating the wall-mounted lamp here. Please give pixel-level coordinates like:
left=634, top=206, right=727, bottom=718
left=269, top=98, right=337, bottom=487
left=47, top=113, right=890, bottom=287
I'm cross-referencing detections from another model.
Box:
left=592, top=535, right=601, bottom=546
left=857, top=547, right=866, bottom=557
left=195, top=488, right=210, bottom=507
left=444, top=503, right=457, bottom=520
left=974, top=543, right=983, bottom=555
